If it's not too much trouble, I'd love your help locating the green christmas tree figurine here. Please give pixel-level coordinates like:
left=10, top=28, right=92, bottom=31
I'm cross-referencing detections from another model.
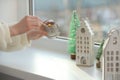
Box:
left=96, top=39, right=105, bottom=68
left=68, top=10, right=80, bottom=60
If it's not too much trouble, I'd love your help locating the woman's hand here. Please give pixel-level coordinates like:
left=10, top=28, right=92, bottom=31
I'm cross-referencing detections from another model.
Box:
left=10, top=15, right=41, bottom=36
left=27, top=26, right=47, bottom=40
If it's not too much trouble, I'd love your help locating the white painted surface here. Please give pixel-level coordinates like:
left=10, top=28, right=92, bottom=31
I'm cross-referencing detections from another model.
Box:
left=17, top=0, right=29, bottom=21
left=0, top=38, right=101, bottom=80
left=0, top=0, right=29, bottom=23
left=0, top=0, right=17, bottom=23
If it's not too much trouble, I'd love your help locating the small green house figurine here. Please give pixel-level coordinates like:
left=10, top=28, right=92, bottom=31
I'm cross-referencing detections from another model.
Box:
left=68, top=10, right=80, bottom=60
left=96, top=39, right=105, bottom=68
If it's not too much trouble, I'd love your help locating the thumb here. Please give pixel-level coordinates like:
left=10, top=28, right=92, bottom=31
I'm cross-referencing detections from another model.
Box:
left=42, top=31, right=48, bottom=36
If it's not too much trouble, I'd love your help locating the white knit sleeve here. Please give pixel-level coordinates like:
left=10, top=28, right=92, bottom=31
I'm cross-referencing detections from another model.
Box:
left=0, top=22, right=12, bottom=50
left=5, top=33, right=31, bottom=51
left=0, top=22, right=31, bottom=51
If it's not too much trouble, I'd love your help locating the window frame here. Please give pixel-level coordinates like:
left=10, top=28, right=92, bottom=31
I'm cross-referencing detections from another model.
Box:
left=29, top=0, right=101, bottom=45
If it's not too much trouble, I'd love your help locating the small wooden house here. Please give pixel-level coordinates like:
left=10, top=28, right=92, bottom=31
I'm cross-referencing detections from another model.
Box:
left=76, top=19, right=94, bottom=66
left=102, top=28, right=120, bottom=80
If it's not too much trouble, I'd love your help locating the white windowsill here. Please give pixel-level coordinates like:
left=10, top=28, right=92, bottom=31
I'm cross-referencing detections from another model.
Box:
left=0, top=37, right=101, bottom=80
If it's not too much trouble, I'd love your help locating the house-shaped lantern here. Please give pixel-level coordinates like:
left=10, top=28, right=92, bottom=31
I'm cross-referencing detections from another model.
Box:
left=102, top=28, right=120, bottom=80
left=76, top=19, right=94, bottom=66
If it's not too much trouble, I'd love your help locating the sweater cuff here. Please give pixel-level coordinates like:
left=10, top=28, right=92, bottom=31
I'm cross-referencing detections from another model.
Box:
left=0, top=22, right=12, bottom=50
left=21, top=33, right=31, bottom=47
left=5, top=23, right=12, bottom=43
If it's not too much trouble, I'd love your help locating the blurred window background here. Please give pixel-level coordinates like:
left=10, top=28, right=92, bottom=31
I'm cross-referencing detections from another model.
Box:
left=33, top=0, right=120, bottom=42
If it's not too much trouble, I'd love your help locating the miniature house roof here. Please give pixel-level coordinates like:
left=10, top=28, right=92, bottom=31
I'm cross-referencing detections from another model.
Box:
left=77, top=18, right=94, bottom=36
left=103, top=28, right=120, bottom=52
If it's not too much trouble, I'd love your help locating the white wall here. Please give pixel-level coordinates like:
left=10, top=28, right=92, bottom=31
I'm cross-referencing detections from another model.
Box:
left=17, top=0, right=29, bottom=21
left=0, top=0, right=29, bottom=23
left=0, top=0, right=17, bottom=23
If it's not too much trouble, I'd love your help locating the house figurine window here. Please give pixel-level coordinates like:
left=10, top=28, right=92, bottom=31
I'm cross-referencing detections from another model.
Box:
left=113, top=37, right=117, bottom=44
left=116, top=63, right=119, bottom=67
left=116, top=68, right=119, bottom=72
left=81, top=28, right=85, bottom=33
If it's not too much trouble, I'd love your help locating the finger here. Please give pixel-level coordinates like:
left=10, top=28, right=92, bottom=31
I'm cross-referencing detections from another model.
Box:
left=29, top=16, right=38, bottom=19
left=25, top=16, right=38, bottom=23
left=28, top=21, right=38, bottom=26
left=29, top=18, right=39, bottom=23
left=34, top=19, right=46, bottom=27
left=28, top=25, right=38, bottom=30
left=29, top=17, right=39, bottom=22
left=32, top=28, right=41, bottom=32
left=38, top=21, right=43, bottom=26
left=39, top=25, right=45, bottom=30
left=28, top=21, right=40, bottom=28
left=26, top=20, right=38, bottom=28
left=41, top=31, right=48, bottom=36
